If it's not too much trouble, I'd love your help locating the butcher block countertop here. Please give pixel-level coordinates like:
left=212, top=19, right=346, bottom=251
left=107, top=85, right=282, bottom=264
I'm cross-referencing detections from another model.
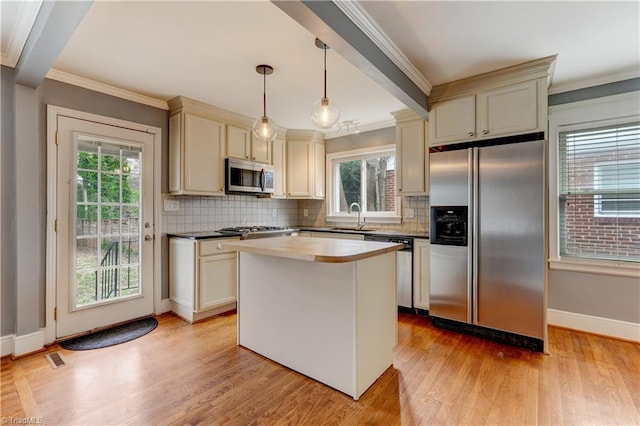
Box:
left=224, top=236, right=403, bottom=263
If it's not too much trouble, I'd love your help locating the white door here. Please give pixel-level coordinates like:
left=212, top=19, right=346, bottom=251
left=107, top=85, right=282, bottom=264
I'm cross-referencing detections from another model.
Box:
left=55, top=115, right=155, bottom=338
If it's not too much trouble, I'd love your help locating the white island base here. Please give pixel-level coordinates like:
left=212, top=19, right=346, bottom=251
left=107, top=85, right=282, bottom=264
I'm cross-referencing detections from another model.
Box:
left=233, top=240, right=398, bottom=401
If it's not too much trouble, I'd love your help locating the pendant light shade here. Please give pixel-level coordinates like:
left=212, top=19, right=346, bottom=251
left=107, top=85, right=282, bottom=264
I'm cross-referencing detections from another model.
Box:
left=252, top=65, right=277, bottom=143
left=311, top=39, right=340, bottom=129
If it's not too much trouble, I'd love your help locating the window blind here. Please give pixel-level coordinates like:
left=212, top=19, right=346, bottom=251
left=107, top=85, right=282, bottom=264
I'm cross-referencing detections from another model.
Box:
left=558, top=122, right=640, bottom=262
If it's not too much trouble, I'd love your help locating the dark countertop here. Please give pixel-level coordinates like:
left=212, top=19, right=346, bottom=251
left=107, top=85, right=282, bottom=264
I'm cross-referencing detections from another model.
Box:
left=168, top=228, right=428, bottom=240
left=298, top=227, right=429, bottom=240
left=167, top=231, right=242, bottom=240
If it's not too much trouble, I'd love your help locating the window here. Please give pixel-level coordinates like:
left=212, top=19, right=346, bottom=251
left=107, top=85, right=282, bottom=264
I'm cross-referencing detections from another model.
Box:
left=558, top=122, right=640, bottom=263
left=326, top=145, right=401, bottom=222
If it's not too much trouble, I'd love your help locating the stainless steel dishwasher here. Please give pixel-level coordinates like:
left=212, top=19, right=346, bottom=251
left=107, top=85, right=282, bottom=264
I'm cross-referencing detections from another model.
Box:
left=364, top=235, right=413, bottom=311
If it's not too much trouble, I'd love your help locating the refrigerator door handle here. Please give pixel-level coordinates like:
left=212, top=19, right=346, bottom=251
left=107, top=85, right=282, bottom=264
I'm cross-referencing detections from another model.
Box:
left=467, top=148, right=475, bottom=324
left=471, top=148, right=479, bottom=325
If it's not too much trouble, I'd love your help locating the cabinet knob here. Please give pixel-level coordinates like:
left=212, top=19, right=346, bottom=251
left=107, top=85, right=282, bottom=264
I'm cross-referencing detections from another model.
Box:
left=217, top=243, right=223, bottom=250
left=245, top=155, right=249, bottom=159
left=252, top=156, right=255, bottom=160
left=482, top=130, right=489, bottom=135
left=468, top=132, right=474, bottom=137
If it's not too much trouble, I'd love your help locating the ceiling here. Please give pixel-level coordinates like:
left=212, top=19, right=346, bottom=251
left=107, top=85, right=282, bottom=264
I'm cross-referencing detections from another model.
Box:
left=3, top=1, right=639, bottom=137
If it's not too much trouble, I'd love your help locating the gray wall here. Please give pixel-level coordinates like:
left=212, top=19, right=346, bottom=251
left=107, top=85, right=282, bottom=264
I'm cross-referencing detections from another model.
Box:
left=1, top=66, right=17, bottom=335
left=325, top=126, right=395, bottom=153
left=547, top=79, right=640, bottom=324
left=2, top=76, right=168, bottom=337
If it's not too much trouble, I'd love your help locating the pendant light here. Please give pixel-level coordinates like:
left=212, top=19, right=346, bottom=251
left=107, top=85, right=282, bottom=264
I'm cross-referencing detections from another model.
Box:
left=252, top=64, right=277, bottom=143
left=310, top=38, right=340, bottom=129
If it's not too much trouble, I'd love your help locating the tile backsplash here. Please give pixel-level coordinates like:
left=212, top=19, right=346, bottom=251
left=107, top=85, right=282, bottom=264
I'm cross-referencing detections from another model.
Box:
left=297, top=196, right=429, bottom=234
left=161, top=193, right=299, bottom=234
left=161, top=194, right=429, bottom=235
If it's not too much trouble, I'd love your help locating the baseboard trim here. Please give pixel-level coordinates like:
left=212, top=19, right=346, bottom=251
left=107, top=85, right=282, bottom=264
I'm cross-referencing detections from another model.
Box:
left=2, top=329, right=46, bottom=357
left=1, top=335, right=14, bottom=357
left=160, top=298, right=172, bottom=314
left=548, top=309, right=640, bottom=342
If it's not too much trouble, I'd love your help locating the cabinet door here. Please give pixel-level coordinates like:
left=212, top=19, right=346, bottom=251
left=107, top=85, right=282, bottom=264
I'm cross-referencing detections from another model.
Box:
left=313, top=141, right=325, bottom=199
left=397, top=119, right=428, bottom=196
left=477, top=80, right=538, bottom=139
left=184, top=113, right=225, bottom=194
left=271, top=136, right=286, bottom=198
left=198, top=252, right=237, bottom=311
left=287, top=141, right=313, bottom=198
left=227, top=125, right=250, bottom=160
left=429, top=96, right=476, bottom=145
left=413, top=239, right=430, bottom=310
left=252, top=136, right=271, bottom=164
left=169, top=238, right=196, bottom=309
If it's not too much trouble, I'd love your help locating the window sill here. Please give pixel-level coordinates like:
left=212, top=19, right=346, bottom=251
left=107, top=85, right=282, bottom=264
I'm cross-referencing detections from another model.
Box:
left=548, top=258, right=640, bottom=278
left=325, top=216, right=402, bottom=225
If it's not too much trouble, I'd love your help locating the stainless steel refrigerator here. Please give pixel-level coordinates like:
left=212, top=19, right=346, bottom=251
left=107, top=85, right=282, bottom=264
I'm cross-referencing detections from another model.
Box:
left=429, top=139, right=546, bottom=349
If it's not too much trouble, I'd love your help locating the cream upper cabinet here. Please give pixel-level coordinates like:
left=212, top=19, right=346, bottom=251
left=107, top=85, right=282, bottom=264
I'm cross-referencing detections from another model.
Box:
left=413, top=238, right=430, bottom=310
left=428, top=56, right=556, bottom=147
left=429, top=95, right=476, bottom=144
left=477, top=80, right=539, bottom=138
left=286, top=131, right=325, bottom=199
left=252, top=135, right=271, bottom=164
left=392, top=109, right=429, bottom=196
left=226, top=125, right=251, bottom=160
left=169, top=109, right=225, bottom=196
left=227, top=124, right=272, bottom=164
left=271, top=135, right=287, bottom=198
left=430, top=80, right=539, bottom=146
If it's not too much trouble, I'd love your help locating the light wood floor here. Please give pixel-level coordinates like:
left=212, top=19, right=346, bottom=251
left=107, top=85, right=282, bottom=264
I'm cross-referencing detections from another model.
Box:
left=2, top=312, right=639, bottom=425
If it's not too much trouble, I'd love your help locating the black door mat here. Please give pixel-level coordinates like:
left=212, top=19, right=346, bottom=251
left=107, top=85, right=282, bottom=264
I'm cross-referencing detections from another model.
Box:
left=60, top=317, right=158, bottom=351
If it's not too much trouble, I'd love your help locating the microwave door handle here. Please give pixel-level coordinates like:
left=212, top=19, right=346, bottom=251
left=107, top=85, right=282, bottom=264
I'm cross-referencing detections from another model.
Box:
left=260, top=169, right=265, bottom=191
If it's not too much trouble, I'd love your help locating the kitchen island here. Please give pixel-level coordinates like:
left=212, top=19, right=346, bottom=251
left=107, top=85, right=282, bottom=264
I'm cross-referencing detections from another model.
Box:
left=224, top=236, right=403, bottom=400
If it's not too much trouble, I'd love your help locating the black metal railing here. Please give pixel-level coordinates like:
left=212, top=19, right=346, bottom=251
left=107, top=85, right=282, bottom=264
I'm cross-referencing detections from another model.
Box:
left=97, top=242, right=119, bottom=299
left=95, top=240, right=138, bottom=300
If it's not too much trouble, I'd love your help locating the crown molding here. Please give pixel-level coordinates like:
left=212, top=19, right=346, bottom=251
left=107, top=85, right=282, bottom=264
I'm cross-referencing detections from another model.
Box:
left=334, top=1, right=432, bottom=95
left=1, top=1, right=43, bottom=67
left=548, top=68, right=640, bottom=95
left=429, top=55, right=558, bottom=104
left=45, top=69, right=169, bottom=110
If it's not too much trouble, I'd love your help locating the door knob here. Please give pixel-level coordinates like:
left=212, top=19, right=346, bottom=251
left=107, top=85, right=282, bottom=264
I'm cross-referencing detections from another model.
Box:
left=144, top=235, right=153, bottom=241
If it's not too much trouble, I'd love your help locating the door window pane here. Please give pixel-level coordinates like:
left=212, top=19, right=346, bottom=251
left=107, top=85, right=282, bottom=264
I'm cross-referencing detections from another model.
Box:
left=74, top=138, right=143, bottom=307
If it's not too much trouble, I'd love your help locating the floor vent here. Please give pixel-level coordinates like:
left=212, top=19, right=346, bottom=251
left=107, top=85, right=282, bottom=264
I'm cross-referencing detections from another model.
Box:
left=45, top=351, right=68, bottom=369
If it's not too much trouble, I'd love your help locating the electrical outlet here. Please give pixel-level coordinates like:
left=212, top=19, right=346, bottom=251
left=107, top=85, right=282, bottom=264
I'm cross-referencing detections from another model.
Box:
left=272, top=209, right=277, bottom=217
left=303, top=209, right=308, bottom=217
left=163, top=199, right=180, bottom=211
left=404, top=208, right=415, bottom=219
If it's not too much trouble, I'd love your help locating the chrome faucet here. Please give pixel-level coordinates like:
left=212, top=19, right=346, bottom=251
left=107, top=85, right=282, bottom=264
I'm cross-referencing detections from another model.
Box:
left=348, top=202, right=365, bottom=230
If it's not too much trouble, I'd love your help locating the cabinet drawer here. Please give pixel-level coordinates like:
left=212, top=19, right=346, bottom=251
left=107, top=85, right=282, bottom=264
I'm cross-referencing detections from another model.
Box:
left=199, top=238, right=240, bottom=256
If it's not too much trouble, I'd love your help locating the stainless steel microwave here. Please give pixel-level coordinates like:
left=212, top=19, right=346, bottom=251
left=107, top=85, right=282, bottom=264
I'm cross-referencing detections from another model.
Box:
left=225, top=158, right=275, bottom=195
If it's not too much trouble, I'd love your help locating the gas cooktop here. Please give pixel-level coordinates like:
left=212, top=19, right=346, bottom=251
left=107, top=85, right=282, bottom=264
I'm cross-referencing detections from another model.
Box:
left=218, top=226, right=295, bottom=239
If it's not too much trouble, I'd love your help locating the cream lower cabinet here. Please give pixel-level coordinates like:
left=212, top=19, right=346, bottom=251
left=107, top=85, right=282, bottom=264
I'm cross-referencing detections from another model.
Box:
left=170, top=237, right=239, bottom=323
left=413, top=238, right=430, bottom=311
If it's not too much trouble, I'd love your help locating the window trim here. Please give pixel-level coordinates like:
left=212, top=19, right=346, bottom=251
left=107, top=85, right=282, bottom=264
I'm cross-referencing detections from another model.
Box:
left=549, top=91, right=640, bottom=277
left=325, top=144, right=401, bottom=224
left=593, top=159, right=640, bottom=218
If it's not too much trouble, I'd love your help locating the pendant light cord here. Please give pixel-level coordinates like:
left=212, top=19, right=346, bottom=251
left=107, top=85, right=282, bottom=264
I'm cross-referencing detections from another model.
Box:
left=263, top=69, right=267, bottom=117
left=323, top=43, right=327, bottom=98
